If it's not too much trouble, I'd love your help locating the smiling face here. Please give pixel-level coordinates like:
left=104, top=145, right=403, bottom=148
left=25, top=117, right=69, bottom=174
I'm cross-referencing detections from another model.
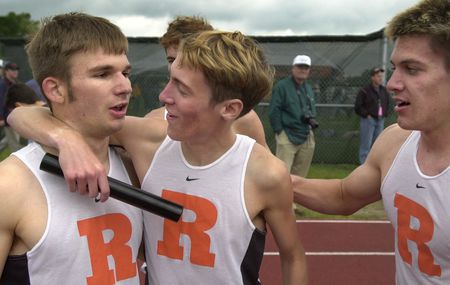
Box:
left=159, top=56, right=225, bottom=143
left=57, top=49, right=132, bottom=139
left=387, top=35, right=450, bottom=133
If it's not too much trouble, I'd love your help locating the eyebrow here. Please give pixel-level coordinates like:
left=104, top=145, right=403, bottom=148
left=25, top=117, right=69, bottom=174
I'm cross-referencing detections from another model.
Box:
left=88, top=63, right=131, bottom=74
left=391, top=58, right=423, bottom=66
left=172, top=76, right=193, bottom=94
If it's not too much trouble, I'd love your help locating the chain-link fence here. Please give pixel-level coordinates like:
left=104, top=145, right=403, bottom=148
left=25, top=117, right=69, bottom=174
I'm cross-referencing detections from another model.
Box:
left=0, top=29, right=397, bottom=163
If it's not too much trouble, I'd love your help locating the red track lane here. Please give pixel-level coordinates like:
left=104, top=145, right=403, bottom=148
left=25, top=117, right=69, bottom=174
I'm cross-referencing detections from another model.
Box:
left=138, top=220, right=395, bottom=284
left=260, top=220, right=395, bottom=285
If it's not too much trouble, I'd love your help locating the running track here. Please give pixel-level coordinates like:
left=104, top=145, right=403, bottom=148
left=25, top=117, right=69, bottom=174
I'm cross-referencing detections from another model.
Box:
left=138, top=220, right=395, bottom=284
left=260, top=220, right=395, bottom=285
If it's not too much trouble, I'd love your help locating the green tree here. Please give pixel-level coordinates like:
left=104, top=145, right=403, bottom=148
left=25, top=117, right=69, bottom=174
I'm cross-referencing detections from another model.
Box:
left=0, top=12, right=39, bottom=37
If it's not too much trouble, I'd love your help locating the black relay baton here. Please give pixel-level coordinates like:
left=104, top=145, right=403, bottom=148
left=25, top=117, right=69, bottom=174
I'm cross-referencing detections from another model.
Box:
left=40, top=153, right=183, bottom=222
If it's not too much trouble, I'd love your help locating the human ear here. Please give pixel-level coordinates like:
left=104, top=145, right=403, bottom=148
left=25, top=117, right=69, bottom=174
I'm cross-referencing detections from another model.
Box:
left=42, top=77, right=65, bottom=104
left=221, top=99, right=243, bottom=121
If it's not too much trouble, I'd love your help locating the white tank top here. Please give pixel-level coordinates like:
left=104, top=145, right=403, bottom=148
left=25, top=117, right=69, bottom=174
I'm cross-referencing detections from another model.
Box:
left=141, top=135, right=265, bottom=285
left=6, top=142, right=143, bottom=285
left=381, top=131, right=450, bottom=284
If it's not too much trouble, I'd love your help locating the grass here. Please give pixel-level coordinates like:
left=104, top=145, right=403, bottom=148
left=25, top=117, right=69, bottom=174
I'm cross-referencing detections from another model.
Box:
left=296, top=163, right=387, bottom=220
left=0, top=147, right=11, bottom=161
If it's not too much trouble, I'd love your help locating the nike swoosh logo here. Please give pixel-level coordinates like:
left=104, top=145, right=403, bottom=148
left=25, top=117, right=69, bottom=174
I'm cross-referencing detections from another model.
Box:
left=186, top=176, right=200, bottom=181
left=416, top=183, right=425, bottom=189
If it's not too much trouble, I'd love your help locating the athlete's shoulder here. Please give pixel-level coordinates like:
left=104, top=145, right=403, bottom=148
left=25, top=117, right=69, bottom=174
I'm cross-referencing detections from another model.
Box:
left=366, top=124, right=412, bottom=172
left=0, top=155, right=32, bottom=192
left=0, top=156, right=41, bottom=224
left=248, top=144, right=289, bottom=189
left=377, top=123, right=411, bottom=146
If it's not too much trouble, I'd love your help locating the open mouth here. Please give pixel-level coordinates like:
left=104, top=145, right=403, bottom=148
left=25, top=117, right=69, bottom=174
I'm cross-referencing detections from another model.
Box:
left=395, top=98, right=410, bottom=108
left=112, top=103, right=127, bottom=111
left=396, top=100, right=410, bottom=107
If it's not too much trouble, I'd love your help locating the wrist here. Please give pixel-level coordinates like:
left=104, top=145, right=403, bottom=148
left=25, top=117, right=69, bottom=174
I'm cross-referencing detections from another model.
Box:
left=51, top=126, right=82, bottom=150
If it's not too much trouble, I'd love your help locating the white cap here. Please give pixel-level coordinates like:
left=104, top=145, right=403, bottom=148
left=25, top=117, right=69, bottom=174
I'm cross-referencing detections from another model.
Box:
left=292, top=55, right=311, bottom=66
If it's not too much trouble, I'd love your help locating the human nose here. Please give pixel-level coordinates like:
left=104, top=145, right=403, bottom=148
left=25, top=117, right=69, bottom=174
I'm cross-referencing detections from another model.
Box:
left=159, top=81, right=174, bottom=105
left=115, top=73, right=132, bottom=96
left=386, top=70, right=402, bottom=93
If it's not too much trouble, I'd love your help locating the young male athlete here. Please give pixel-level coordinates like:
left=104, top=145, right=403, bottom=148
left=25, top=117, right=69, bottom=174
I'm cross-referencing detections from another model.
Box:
left=0, top=12, right=143, bottom=284
left=9, top=30, right=307, bottom=284
left=146, top=15, right=269, bottom=148
left=292, top=0, right=450, bottom=283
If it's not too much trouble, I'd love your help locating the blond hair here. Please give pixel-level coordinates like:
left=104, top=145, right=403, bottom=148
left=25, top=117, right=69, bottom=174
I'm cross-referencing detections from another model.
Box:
left=177, top=30, right=274, bottom=116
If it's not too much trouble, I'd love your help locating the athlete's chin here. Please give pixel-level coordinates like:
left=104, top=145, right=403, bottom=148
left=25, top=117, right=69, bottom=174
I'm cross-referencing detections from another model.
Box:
left=106, top=121, right=125, bottom=136
left=396, top=119, right=419, bottom=131
left=167, top=130, right=183, bottom=142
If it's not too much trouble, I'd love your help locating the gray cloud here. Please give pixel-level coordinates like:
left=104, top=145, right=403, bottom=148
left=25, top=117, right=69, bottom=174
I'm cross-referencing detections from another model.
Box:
left=1, top=0, right=419, bottom=36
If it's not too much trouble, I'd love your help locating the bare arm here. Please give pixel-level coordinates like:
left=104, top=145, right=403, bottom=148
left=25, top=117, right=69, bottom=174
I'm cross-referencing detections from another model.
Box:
left=291, top=147, right=383, bottom=215
left=0, top=158, right=43, bottom=274
left=292, top=165, right=381, bottom=215
left=144, top=106, right=165, bottom=119
left=0, top=167, right=16, bottom=273
left=251, top=147, right=308, bottom=284
left=292, top=124, right=409, bottom=215
left=7, top=106, right=110, bottom=201
left=233, top=110, right=269, bottom=149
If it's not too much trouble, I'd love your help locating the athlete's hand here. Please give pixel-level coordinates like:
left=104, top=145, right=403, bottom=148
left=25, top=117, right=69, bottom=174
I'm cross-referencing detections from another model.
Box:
left=56, top=130, right=110, bottom=202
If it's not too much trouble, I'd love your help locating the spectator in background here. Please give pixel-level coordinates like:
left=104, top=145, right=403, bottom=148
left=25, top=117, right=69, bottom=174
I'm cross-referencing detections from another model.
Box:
left=0, top=62, right=20, bottom=122
left=269, top=54, right=318, bottom=178
left=0, top=59, right=4, bottom=78
left=4, top=83, right=45, bottom=151
left=0, top=62, right=20, bottom=151
left=354, top=67, right=391, bottom=164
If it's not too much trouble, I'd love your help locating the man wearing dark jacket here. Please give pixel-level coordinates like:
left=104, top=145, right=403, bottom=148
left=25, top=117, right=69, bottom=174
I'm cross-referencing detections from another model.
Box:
left=354, top=67, right=391, bottom=164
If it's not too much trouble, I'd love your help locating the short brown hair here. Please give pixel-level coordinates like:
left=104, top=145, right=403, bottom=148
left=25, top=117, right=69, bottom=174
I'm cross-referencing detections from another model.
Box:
left=159, top=16, right=213, bottom=49
left=26, top=12, right=128, bottom=106
left=385, top=0, right=450, bottom=70
left=177, top=30, right=274, bottom=117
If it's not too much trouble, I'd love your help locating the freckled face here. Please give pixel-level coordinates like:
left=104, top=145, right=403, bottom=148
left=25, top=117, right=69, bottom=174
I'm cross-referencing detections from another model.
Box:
left=159, top=56, right=223, bottom=142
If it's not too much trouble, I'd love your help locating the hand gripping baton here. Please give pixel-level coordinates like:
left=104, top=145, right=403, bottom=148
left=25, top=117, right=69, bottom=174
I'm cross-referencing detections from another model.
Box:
left=40, top=153, right=183, bottom=222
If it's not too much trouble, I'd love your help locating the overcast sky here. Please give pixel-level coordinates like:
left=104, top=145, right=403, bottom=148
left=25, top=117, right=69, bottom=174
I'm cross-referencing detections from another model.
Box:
left=2, top=0, right=419, bottom=37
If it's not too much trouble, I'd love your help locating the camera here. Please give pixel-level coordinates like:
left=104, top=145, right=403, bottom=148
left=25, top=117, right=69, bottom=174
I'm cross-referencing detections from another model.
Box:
left=303, top=116, right=319, bottom=130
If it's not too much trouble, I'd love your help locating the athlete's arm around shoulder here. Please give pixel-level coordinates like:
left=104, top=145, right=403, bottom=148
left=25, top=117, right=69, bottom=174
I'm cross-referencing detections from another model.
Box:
left=293, top=123, right=411, bottom=215
left=7, top=106, right=112, bottom=201
left=0, top=156, right=47, bottom=273
left=246, top=144, right=308, bottom=285
left=144, top=106, right=165, bottom=119
left=113, top=115, right=167, bottom=181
